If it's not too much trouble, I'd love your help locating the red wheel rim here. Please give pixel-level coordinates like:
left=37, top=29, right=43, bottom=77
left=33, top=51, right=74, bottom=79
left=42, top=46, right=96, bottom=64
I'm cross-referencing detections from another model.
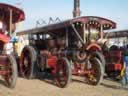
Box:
left=4, top=57, right=13, bottom=86
left=87, top=58, right=100, bottom=84
left=55, top=59, right=68, bottom=87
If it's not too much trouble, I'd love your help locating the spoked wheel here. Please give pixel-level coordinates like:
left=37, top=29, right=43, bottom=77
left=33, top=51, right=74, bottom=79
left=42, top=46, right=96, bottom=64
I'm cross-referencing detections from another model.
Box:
left=4, top=55, right=18, bottom=88
left=55, top=57, right=71, bottom=88
left=20, top=46, right=37, bottom=79
left=87, top=57, right=104, bottom=85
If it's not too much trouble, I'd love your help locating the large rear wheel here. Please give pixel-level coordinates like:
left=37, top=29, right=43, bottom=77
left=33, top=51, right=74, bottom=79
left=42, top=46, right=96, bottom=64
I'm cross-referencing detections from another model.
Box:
left=55, top=57, right=71, bottom=88
left=4, top=55, right=18, bottom=88
left=20, top=46, right=37, bottom=79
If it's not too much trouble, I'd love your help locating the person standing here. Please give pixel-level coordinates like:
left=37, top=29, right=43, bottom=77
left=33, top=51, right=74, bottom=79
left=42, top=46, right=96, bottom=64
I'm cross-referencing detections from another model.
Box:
left=121, top=45, right=128, bottom=87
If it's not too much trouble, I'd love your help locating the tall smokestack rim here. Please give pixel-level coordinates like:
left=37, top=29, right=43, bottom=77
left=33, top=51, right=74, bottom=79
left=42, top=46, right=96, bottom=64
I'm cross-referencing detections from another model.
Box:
left=74, top=0, right=80, bottom=9
left=73, top=0, right=81, bottom=18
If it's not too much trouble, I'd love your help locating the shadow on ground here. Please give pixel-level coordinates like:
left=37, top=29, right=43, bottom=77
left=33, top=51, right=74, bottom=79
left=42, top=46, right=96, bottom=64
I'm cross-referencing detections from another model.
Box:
left=36, top=72, right=58, bottom=88
left=0, top=79, right=8, bottom=88
left=34, top=71, right=128, bottom=90
left=101, top=82, right=128, bottom=90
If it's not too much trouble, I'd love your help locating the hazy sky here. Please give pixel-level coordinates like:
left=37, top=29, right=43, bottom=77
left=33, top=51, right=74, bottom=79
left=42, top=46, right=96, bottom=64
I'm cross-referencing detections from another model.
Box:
left=1, top=0, right=128, bottom=31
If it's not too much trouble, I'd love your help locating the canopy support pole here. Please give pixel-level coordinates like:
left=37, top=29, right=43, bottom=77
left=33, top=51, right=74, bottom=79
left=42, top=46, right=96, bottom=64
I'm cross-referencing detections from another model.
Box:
left=66, top=28, right=69, bottom=47
left=100, top=24, right=103, bottom=39
left=9, top=9, right=12, bottom=37
left=71, top=24, right=84, bottom=44
left=83, top=23, right=86, bottom=44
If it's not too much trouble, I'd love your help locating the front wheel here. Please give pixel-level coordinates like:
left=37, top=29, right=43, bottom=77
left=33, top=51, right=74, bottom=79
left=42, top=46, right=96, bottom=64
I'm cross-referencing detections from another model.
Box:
left=91, top=51, right=105, bottom=72
left=55, top=57, right=71, bottom=88
left=87, top=57, right=104, bottom=85
left=4, top=55, right=18, bottom=88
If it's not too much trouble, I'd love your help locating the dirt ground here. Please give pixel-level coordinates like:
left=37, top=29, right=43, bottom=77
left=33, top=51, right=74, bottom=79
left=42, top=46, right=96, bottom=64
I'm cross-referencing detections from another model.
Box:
left=0, top=76, right=128, bottom=96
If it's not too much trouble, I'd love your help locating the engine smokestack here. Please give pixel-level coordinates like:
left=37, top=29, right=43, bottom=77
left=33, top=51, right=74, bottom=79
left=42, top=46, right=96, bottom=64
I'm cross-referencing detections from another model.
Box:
left=73, top=0, right=81, bottom=18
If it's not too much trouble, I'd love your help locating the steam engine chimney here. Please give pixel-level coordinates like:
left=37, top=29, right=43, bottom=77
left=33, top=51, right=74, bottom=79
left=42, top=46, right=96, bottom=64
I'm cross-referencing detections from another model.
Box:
left=73, top=0, right=81, bottom=18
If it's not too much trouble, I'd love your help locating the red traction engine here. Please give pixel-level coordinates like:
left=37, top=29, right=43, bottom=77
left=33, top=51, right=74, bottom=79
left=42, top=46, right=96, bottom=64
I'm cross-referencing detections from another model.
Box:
left=19, top=16, right=116, bottom=88
left=0, top=3, right=25, bottom=88
left=105, top=45, right=124, bottom=78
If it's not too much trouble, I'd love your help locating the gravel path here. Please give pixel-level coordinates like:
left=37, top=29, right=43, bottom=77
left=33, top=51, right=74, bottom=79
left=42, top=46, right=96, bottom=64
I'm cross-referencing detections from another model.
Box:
left=0, top=77, right=128, bottom=96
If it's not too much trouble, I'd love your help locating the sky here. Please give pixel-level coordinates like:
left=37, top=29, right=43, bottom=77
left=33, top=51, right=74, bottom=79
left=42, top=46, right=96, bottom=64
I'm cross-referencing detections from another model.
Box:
left=0, top=0, right=128, bottom=31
